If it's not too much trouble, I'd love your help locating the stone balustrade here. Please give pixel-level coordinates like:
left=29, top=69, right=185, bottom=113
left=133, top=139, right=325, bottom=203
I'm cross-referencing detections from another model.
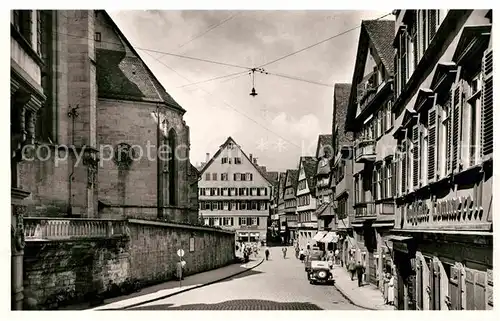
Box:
left=24, top=217, right=128, bottom=241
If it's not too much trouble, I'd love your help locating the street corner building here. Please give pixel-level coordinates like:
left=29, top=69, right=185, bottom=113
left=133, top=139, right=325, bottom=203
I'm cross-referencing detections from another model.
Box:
left=197, top=137, right=273, bottom=244
left=344, top=10, right=493, bottom=310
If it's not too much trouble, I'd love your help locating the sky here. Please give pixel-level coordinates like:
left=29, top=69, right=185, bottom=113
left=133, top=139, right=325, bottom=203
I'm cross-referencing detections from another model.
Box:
left=109, top=10, right=392, bottom=172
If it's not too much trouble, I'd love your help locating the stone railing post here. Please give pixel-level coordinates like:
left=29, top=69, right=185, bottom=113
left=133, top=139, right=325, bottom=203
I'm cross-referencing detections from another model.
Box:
left=11, top=204, right=27, bottom=310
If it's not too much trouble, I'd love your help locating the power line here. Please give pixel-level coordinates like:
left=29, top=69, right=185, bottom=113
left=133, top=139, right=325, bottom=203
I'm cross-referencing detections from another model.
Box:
left=176, top=70, right=249, bottom=88
left=176, top=13, right=239, bottom=52
left=257, top=12, right=393, bottom=68
left=140, top=49, right=302, bottom=149
left=265, top=71, right=333, bottom=88
left=53, top=30, right=251, bottom=70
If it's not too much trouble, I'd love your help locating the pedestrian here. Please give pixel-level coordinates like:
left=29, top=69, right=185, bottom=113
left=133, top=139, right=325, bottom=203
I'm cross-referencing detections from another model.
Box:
left=334, top=249, right=340, bottom=265
left=265, top=248, right=270, bottom=260
left=306, top=242, right=311, bottom=251
left=383, top=271, right=390, bottom=304
left=326, top=250, right=334, bottom=270
left=295, top=247, right=300, bottom=259
left=347, top=258, right=356, bottom=280
left=282, top=247, right=287, bottom=259
left=387, top=273, right=395, bottom=305
left=299, top=248, right=305, bottom=262
left=355, top=261, right=365, bottom=287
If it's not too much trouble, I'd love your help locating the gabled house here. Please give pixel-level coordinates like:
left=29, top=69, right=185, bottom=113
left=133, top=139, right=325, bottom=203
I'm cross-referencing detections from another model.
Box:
left=296, top=156, right=318, bottom=250
left=282, top=169, right=299, bottom=245
left=198, top=137, right=272, bottom=244
left=344, top=19, right=396, bottom=290
left=315, top=134, right=333, bottom=205
left=266, top=171, right=281, bottom=241
left=330, top=83, right=356, bottom=264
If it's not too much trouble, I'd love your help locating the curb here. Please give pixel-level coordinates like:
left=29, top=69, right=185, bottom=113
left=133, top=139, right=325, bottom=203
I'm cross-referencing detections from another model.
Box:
left=332, top=282, right=377, bottom=311
left=109, top=258, right=265, bottom=310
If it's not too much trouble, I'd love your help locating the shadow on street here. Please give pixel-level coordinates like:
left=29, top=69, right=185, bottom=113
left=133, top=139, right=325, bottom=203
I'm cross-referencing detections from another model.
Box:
left=129, top=299, right=323, bottom=310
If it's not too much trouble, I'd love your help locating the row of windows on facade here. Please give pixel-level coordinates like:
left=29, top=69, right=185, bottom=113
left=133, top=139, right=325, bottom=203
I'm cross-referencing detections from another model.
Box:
left=220, top=157, right=242, bottom=164
left=352, top=48, right=492, bottom=202
left=394, top=10, right=445, bottom=98
left=204, top=172, right=253, bottom=181
left=200, top=201, right=269, bottom=211
left=285, top=199, right=296, bottom=208
left=297, top=194, right=311, bottom=207
left=395, top=59, right=492, bottom=195
left=298, top=211, right=314, bottom=223
left=199, top=187, right=267, bottom=196
left=12, top=10, right=56, bottom=143
left=204, top=216, right=261, bottom=227
left=355, top=100, right=394, bottom=141
left=354, top=160, right=395, bottom=204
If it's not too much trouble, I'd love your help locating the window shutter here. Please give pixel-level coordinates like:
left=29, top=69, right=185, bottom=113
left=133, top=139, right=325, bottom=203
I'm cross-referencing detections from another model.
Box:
left=412, top=17, right=419, bottom=68
left=372, top=168, right=377, bottom=200
left=451, top=81, right=464, bottom=171
left=394, top=157, right=399, bottom=197
left=428, top=107, right=437, bottom=181
left=394, top=53, right=399, bottom=96
left=412, top=124, right=420, bottom=188
left=429, top=10, right=438, bottom=40
left=402, top=141, right=407, bottom=193
left=445, top=97, right=453, bottom=174
left=481, top=49, right=493, bottom=158
left=256, top=217, right=260, bottom=226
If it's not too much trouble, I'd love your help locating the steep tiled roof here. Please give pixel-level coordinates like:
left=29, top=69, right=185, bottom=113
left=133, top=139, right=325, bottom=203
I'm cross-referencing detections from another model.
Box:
left=198, top=136, right=272, bottom=185
left=97, top=11, right=185, bottom=112
left=363, top=20, right=395, bottom=75
left=301, top=156, right=318, bottom=195
left=346, top=19, right=395, bottom=132
left=317, top=134, right=333, bottom=157
left=278, top=172, right=286, bottom=200
left=285, top=169, right=299, bottom=190
left=188, top=163, right=200, bottom=184
left=333, top=83, right=353, bottom=144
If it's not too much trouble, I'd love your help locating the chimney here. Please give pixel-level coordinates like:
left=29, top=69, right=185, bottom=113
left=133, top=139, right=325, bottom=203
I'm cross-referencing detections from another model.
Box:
left=253, top=157, right=258, bottom=165
left=205, top=153, right=210, bottom=163
left=249, top=154, right=253, bottom=163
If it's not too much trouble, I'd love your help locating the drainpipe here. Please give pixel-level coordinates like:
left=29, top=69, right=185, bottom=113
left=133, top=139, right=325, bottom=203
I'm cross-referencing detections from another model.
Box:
left=67, top=105, right=79, bottom=216
left=156, top=103, right=162, bottom=219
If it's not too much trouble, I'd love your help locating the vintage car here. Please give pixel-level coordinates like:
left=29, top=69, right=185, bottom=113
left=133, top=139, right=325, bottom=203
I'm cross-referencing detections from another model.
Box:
left=307, top=260, right=334, bottom=285
left=304, top=252, right=323, bottom=272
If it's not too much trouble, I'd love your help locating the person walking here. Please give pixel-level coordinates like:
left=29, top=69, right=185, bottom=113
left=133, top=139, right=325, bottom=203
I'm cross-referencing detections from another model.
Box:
left=387, top=273, right=395, bottom=305
left=265, top=248, right=270, bottom=261
left=355, top=261, right=365, bottom=287
left=299, top=249, right=305, bottom=262
left=347, top=258, right=356, bottom=280
left=383, top=271, right=390, bottom=304
left=282, top=247, right=287, bottom=258
left=295, top=246, right=300, bottom=259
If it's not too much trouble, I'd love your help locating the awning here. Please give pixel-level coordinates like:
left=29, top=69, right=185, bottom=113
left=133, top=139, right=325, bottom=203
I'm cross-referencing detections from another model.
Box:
left=386, top=235, right=412, bottom=242
left=313, top=231, right=328, bottom=242
left=249, top=232, right=260, bottom=237
left=238, top=232, right=249, bottom=237
left=320, top=232, right=339, bottom=243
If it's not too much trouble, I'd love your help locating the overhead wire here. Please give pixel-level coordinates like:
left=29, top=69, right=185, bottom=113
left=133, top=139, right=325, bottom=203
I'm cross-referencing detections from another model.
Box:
left=140, top=49, right=302, bottom=149
left=256, top=12, right=393, bottom=68
left=156, top=13, right=240, bottom=60
left=53, top=30, right=251, bottom=70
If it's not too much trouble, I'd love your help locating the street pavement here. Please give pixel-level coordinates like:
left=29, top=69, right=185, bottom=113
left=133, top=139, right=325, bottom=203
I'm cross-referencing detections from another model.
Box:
left=128, top=247, right=363, bottom=310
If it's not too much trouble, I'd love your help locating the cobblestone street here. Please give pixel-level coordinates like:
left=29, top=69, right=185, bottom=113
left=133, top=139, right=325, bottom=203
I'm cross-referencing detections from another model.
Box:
left=130, top=247, right=362, bottom=310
